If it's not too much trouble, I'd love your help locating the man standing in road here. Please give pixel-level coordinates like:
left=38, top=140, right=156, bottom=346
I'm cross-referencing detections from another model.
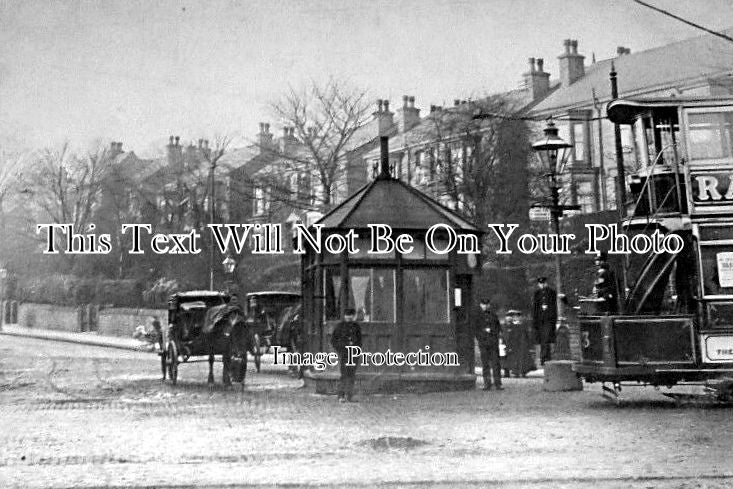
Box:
left=474, top=298, right=503, bottom=391
left=532, top=277, right=557, bottom=366
left=331, top=308, right=362, bottom=403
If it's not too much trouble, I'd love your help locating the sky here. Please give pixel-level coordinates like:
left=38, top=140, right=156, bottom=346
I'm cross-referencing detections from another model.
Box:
left=1, top=0, right=732, bottom=157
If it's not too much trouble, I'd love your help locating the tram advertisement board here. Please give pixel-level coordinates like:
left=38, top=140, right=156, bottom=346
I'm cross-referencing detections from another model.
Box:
left=702, top=334, right=733, bottom=363
left=690, top=171, right=733, bottom=212
left=718, top=252, right=733, bottom=288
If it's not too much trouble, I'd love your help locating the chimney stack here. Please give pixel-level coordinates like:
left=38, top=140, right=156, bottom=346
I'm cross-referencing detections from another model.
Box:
left=524, top=55, right=551, bottom=100
left=257, top=122, right=274, bottom=154
left=558, top=38, right=585, bottom=86
left=616, top=46, right=631, bottom=56
left=167, top=135, right=183, bottom=165
left=375, top=98, right=394, bottom=136
left=398, top=94, right=421, bottom=132
left=378, top=135, right=390, bottom=179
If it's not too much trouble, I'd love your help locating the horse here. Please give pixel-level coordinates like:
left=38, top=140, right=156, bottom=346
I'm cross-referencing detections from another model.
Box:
left=204, top=307, right=258, bottom=388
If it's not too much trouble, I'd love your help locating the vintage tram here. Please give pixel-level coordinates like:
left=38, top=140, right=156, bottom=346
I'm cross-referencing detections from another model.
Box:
left=573, top=96, right=733, bottom=402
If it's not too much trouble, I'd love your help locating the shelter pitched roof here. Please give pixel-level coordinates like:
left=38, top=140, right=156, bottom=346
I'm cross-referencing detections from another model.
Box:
left=530, top=27, right=733, bottom=115
left=317, top=176, right=479, bottom=232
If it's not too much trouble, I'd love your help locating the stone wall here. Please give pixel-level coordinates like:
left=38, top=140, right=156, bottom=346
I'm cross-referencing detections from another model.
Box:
left=97, top=307, right=166, bottom=337
left=3, top=302, right=166, bottom=338
left=18, top=302, right=80, bottom=331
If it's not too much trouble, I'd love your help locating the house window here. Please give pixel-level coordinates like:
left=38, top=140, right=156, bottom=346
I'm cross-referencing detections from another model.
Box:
left=573, top=123, right=585, bottom=163
left=253, top=187, right=270, bottom=216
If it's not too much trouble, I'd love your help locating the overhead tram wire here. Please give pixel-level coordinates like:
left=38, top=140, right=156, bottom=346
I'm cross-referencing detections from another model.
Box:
left=631, top=0, right=733, bottom=45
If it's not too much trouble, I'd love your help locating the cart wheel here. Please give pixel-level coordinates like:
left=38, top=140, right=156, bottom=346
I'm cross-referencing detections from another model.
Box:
left=160, top=349, right=167, bottom=381
left=167, top=342, right=178, bottom=385
left=252, top=333, right=262, bottom=373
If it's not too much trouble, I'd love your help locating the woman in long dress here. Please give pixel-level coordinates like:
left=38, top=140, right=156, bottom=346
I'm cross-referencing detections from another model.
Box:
left=504, top=310, right=535, bottom=377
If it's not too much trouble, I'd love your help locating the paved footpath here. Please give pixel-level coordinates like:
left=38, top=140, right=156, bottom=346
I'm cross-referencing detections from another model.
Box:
left=1, top=332, right=731, bottom=489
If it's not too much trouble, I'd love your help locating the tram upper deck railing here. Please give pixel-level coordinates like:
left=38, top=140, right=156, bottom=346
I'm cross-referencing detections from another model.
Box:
left=608, top=97, right=733, bottom=220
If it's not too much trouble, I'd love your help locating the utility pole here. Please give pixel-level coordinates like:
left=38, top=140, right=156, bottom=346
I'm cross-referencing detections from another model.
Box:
left=610, top=62, right=627, bottom=216
left=209, top=159, right=216, bottom=290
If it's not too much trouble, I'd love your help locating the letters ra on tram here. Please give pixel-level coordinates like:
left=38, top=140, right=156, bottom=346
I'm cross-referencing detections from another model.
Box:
left=575, top=98, right=733, bottom=392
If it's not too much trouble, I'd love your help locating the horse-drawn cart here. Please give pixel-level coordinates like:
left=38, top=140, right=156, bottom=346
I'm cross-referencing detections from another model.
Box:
left=160, top=291, right=258, bottom=387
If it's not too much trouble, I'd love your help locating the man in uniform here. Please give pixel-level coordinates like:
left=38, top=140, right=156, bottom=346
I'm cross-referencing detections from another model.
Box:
left=532, top=277, right=557, bottom=366
left=474, top=298, right=503, bottom=391
left=331, top=308, right=362, bottom=402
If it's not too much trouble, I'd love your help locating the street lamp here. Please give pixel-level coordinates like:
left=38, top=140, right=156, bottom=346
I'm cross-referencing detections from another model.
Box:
left=222, top=255, right=237, bottom=294
left=532, top=120, right=572, bottom=321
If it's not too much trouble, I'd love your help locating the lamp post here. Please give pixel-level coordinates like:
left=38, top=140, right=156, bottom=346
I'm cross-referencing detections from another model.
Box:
left=222, top=255, right=237, bottom=295
left=532, top=121, right=573, bottom=321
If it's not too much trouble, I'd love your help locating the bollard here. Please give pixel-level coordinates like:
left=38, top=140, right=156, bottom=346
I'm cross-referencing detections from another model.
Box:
left=554, top=322, right=571, bottom=360
left=543, top=360, right=583, bottom=391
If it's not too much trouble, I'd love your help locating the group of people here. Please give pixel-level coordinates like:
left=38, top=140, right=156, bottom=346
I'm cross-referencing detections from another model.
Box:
left=473, top=276, right=558, bottom=391
left=330, top=277, right=561, bottom=400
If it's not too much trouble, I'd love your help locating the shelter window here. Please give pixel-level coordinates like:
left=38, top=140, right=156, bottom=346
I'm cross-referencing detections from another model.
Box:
left=323, top=268, right=396, bottom=322
left=687, top=111, right=733, bottom=162
left=351, top=237, right=395, bottom=259
left=403, top=269, right=450, bottom=323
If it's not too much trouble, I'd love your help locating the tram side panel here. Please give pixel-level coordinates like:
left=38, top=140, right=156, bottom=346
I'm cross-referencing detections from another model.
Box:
left=577, top=315, right=697, bottom=383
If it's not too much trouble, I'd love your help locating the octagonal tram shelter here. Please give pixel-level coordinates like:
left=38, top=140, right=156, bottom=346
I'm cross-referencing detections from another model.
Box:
left=301, top=138, right=482, bottom=393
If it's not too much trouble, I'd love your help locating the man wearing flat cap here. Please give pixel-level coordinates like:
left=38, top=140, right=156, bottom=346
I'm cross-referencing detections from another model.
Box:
left=532, top=277, right=557, bottom=365
left=331, top=307, right=362, bottom=402
left=473, top=297, right=503, bottom=390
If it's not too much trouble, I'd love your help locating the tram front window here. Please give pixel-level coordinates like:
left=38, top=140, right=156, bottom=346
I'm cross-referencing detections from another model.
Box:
left=700, top=245, right=733, bottom=297
left=708, top=303, right=733, bottom=329
left=687, top=111, right=733, bottom=162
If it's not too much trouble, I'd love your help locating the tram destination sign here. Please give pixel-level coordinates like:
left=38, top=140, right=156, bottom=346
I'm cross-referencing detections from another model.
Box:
left=690, top=171, right=733, bottom=212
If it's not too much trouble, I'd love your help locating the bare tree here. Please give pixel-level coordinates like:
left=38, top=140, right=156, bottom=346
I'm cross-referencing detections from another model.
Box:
left=420, top=96, right=534, bottom=232
left=19, top=143, right=113, bottom=268
left=154, top=135, right=233, bottom=232
left=266, top=78, right=372, bottom=211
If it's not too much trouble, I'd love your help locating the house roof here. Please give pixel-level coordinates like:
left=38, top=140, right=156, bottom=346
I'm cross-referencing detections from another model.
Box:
left=316, top=175, right=479, bottom=232
left=530, top=28, right=733, bottom=115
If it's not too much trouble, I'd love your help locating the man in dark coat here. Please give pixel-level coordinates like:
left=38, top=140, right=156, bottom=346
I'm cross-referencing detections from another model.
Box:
left=474, top=298, right=503, bottom=390
left=331, top=308, right=362, bottom=402
left=532, top=277, right=557, bottom=366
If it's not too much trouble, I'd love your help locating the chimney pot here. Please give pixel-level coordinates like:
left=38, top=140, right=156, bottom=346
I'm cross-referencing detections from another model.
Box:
left=571, top=40, right=578, bottom=54
left=528, top=57, right=536, bottom=72
left=117, top=142, right=123, bottom=151
left=265, top=123, right=270, bottom=132
left=174, top=136, right=180, bottom=146
left=111, top=142, right=116, bottom=150
left=409, top=96, right=415, bottom=107
left=198, top=138, right=203, bottom=148
left=403, top=95, right=409, bottom=108
left=454, top=99, right=460, bottom=106
left=383, top=100, right=390, bottom=112
left=377, top=99, right=384, bottom=113
left=537, top=58, right=544, bottom=72
left=564, top=39, right=571, bottom=53
left=169, top=135, right=174, bottom=145
left=204, top=140, right=209, bottom=148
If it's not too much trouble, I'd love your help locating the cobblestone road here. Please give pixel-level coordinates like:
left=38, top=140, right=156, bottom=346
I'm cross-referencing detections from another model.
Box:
left=1, top=335, right=732, bottom=488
